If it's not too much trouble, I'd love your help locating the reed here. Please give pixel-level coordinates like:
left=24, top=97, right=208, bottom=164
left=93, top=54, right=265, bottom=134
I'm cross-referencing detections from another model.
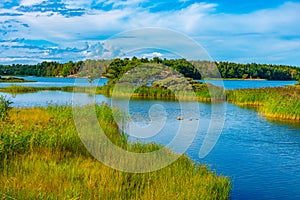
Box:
left=0, top=76, right=35, bottom=83
left=95, top=81, right=225, bottom=102
left=0, top=79, right=225, bottom=102
left=226, top=86, right=300, bottom=120
left=0, top=104, right=231, bottom=199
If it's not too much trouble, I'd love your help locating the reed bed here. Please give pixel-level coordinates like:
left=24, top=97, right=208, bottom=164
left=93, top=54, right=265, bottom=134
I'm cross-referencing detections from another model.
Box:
left=0, top=85, right=75, bottom=93
left=95, top=82, right=225, bottom=102
left=226, top=86, right=300, bottom=120
left=1, top=83, right=299, bottom=121
left=0, top=104, right=230, bottom=199
left=0, top=82, right=225, bottom=102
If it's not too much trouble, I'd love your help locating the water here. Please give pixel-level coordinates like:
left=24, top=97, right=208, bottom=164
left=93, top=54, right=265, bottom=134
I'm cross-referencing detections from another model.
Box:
left=0, top=76, right=296, bottom=89
left=0, top=77, right=299, bottom=199
left=0, top=76, right=108, bottom=88
left=119, top=100, right=300, bottom=199
left=188, top=104, right=300, bottom=199
left=0, top=91, right=110, bottom=107
left=203, top=80, right=297, bottom=90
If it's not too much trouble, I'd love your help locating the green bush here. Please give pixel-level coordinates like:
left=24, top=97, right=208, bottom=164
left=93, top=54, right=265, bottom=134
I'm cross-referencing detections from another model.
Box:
left=0, top=95, right=12, bottom=121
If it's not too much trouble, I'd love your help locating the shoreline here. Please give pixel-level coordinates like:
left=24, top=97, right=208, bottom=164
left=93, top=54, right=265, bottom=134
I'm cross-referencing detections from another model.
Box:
left=0, top=84, right=299, bottom=121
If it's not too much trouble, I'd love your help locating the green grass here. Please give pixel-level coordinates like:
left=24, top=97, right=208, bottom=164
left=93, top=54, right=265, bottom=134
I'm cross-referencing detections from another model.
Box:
left=0, top=85, right=74, bottom=93
left=0, top=76, right=35, bottom=83
left=96, top=78, right=225, bottom=102
left=226, top=86, right=300, bottom=120
left=1, top=82, right=299, bottom=121
left=0, top=104, right=231, bottom=199
left=0, top=79, right=225, bottom=102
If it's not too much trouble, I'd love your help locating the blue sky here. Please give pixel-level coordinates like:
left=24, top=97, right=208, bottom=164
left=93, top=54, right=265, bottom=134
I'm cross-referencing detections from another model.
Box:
left=0, top=0, right=300, bottom=65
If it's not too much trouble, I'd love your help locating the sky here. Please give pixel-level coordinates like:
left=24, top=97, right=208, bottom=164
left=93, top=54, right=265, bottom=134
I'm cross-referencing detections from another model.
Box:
left=0, top=0, right=300, bottom=65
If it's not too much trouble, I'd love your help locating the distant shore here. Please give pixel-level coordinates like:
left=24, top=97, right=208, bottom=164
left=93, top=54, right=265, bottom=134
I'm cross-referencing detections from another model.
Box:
left=203, top=78, right=268, bottom=81
left=0, top=76, right=36, bottom=83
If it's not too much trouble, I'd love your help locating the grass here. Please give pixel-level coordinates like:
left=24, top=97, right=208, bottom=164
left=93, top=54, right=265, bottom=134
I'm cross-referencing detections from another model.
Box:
left=96, top=78, right=225, bottom=102
left=0, top=104, right=231, bottom=199
left=0, top=78, right=226, bottom=102
left=0, top=76, right=35, bottom=83
left=0, top=85, right=74, bottom=93
left=1, top=82, right=300, bottom=121
left=226, top=86, right=300, bottom=120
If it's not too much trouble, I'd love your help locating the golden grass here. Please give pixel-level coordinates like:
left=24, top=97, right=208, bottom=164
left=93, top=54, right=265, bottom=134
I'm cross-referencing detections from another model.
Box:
left=0, top=105, right=231, bottom=199
left=226, top=86, right=300, bottom=121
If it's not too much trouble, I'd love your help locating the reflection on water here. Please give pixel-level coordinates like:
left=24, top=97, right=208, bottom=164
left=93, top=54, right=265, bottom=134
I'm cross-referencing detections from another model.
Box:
left=266, top=118, right=300, bottom=130
left=0, top=77, right=107, bottom=88
left=202, top=80, right=297, bottom=90
left=125, top=100, right=300, bottom=200
left=0, top=91, right=109, bottom=108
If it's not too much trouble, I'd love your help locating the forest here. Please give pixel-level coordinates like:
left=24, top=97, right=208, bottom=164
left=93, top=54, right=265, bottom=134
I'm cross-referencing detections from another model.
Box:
left=0, top=57, right=299, bottom=81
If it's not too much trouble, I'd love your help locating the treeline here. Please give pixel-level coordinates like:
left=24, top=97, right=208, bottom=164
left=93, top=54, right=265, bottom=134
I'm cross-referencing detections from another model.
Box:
left=217, top=62, right=300, bottom=80
left=0, top=57, right=299, bottom=81
left=0, top=61, right=83, bottom=77
left=105, top=57, right=201, bottom=83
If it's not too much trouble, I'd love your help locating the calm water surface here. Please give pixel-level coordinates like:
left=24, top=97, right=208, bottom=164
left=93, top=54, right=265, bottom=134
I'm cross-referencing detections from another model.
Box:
left=203, top=80, right=297, bottom=90
left=0, top=76, right=296, bottom=89
left=0, top=77, right=107, bottom=88
left=122, top=100, right=300, bottom=200
left=0, top=77, right=299, bottom=199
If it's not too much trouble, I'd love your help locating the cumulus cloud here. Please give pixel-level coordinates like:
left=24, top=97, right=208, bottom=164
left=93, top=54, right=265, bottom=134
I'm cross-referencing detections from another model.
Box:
left=0, top=0, right=299, bottom=65
left=20, top=0, right=44, bottom=6
left=142, top=52, right=163, bottom=58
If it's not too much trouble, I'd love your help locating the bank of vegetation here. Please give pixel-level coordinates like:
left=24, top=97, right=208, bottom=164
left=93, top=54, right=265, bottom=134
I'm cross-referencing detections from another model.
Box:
left=1, top=81, right=299, bottom=121
left=0, top=99, right=230, bottom=199
left=0, top=85, right=74, bottom=93
left=0, top=77, right=225, bottom=102
left=0, top=76, right=35, bottom=83
left=94, top=78, right=225, bottom=102
left=226, top=86, right=300, bottom=120
left=1, top=83, right=300, bottom=122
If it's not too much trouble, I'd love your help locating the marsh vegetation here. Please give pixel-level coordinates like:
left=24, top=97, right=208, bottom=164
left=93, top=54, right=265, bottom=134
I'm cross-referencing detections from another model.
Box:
left=0, top=102, right=231, bottom=199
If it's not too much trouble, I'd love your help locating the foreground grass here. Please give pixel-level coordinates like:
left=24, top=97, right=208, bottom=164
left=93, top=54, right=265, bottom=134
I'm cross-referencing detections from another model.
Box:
left=226, top=86, right=300, bottom=120
left=0, top=105, right=230, bottom=199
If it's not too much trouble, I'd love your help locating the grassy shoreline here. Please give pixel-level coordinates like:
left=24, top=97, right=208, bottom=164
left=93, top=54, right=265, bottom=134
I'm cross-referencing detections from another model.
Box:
left=226, top=86, right=300, bottom=120
left=0, top=80, right=226, bottom=102
left=0, top=105, right=230, bottom=199
left=0, top=83, right=299, bottom=121
left=0, top=76, right=36, bottom=83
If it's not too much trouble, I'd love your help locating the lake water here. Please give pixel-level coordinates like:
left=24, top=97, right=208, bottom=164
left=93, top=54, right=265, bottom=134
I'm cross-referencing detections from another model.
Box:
left=0, top=77, right=296, bottom=90
left=0, top=77, right=108, bottom=88
left=203, top=79, right=297, bottom=90
left=0, top=77, right=299, bottom=199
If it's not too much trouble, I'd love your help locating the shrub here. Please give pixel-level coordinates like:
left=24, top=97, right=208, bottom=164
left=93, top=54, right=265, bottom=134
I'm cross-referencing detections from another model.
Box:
left=0, top=95, right=12, bottom=121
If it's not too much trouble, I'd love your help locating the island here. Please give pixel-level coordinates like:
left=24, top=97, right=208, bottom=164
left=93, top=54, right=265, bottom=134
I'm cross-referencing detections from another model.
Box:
left=0, top=76, right=36, bottom=83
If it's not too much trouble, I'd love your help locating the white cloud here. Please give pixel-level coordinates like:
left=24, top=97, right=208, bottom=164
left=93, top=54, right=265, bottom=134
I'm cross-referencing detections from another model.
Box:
left=142, top=52, right=163, bottom=58
left=20, top=0, right=44, bottom=6
left=1, top=1, right=300, bottom=65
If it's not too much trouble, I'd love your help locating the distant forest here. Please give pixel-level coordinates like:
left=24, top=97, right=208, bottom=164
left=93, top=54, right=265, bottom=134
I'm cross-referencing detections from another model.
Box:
left=0, top=57, right=299, bottom=81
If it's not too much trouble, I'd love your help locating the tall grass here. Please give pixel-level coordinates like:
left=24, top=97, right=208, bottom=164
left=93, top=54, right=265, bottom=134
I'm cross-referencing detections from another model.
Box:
left=226, top=86, right=300, bottom=120
left=0, top=104, right=231, bottom=199
left=96, top=81, right=225, bottom=102
left=0, top=85, right=75, bottom=93
left=0, top=79, right=225, bottom=102
left=0, top=76, right=35, bottom=83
